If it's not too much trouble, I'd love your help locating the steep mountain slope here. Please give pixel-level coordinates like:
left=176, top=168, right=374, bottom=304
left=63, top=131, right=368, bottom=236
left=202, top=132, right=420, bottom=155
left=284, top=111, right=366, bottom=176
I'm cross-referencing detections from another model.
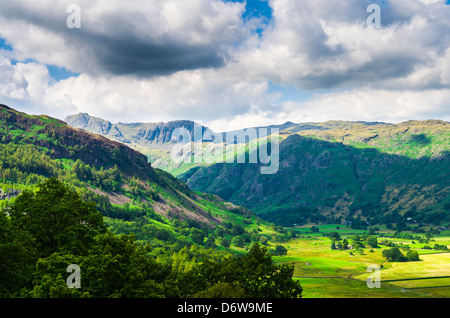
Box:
left=0, top=104, right=283, bottom=254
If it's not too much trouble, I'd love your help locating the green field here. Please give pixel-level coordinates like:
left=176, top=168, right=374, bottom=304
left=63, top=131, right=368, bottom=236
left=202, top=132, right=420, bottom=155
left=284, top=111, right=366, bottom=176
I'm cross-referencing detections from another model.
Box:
left=273, top=225, right=450, bottom=298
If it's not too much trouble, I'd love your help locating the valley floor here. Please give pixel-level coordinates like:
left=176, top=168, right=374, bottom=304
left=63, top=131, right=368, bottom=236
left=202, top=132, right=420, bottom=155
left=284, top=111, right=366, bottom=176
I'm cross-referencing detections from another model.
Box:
left=272, top=226, right=450, bottom=298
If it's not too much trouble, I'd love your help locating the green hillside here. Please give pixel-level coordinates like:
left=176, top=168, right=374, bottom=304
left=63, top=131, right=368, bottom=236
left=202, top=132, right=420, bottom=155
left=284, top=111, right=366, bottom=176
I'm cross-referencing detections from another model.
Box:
left=181, top=121, right=450, bottom=227
left=0, top=104, right=289, bottom=257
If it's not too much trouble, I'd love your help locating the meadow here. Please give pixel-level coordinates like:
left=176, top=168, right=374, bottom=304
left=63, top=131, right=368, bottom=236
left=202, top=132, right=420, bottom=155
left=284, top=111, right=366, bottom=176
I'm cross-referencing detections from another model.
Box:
left=273, top=225, right=450, bottom=298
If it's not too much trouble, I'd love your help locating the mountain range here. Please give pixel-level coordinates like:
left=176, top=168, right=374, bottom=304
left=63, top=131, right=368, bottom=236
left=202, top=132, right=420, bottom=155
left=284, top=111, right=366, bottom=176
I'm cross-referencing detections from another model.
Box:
left=65, top=112, right=450, bottom=228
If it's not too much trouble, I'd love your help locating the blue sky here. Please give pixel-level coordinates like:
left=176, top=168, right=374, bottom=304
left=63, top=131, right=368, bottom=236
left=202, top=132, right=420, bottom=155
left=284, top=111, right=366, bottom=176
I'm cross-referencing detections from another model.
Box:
left=46, top=65, right=80, bottom=82
left=0, top=0, right=449, bottom=131
left=232, top=0, right=272, bottom=21
left=0, top=38, right=12, bottom=51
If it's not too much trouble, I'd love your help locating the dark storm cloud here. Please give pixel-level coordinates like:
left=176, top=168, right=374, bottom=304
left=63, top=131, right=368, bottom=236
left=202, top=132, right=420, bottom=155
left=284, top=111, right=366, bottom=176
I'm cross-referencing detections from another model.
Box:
left=297, top=55, right=422, bottom=90
left=62, top=30, right=228, bottom=77
left=0, top=0, right=244, bottom=77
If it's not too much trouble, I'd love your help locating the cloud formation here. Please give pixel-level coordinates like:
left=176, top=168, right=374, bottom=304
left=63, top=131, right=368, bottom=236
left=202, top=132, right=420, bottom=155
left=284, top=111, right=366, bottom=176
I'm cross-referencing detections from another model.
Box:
left=0, top=0, right=449, bottom=131
left=0, top=0, right=251, bottom=77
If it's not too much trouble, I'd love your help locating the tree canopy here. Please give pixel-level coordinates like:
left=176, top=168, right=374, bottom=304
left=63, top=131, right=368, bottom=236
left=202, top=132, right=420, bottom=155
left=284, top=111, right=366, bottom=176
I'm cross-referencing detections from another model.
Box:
left=0, top=177, right=302, bottom=298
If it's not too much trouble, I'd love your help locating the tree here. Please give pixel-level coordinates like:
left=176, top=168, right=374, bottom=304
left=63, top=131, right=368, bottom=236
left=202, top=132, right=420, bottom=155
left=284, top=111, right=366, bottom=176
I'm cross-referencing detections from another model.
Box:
left=406, top=250, right=420, bottom=262
left=342, top=238, right=349, bottom=250
left=231, top=224, right=245, bottom=236
left=0, top=210, right=38, bottom=296
left=220, top=237, right=230, bottom=248
left=9, top=177, right=105, bottom=257
left=367, top=236, right=379, bottom=248
left=382, top=247, right=407, bottom=262
left=231, top=236, right=245, bottom=248
left=189, top=228, right=204, bottom=245
left=274, top=245, right=288, bottom=256
left=205, top=236, right=217, bottom=249
left=330, top=240, right=336, bottom=250
left=328, top=232, right=341, bottom=241
left=181, top=243, right=302, bottom=298
left=259, top=236, right=269, bottom=245
left=30, top=233, right=171, bottom=298
left=193, top=282, right=245, bottom=298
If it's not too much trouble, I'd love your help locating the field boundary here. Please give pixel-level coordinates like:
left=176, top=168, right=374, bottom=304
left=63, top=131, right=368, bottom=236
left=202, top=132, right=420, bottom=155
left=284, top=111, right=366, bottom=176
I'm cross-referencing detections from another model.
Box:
left=383, top=276, right=450, bottom=283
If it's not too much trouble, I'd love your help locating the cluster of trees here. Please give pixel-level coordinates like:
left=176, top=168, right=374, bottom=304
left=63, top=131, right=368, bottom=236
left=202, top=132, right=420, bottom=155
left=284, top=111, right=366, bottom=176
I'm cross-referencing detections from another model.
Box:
left=102, top=208, right=287, bottom=261
left=324, top=230, right=432, bottom=263
left=382, top=247, right=420, bottom=262
left=0, top=178, right=302, bottom=298
left=423, top=244, right=448, bottom=251
left=72, top=159, right=121, bottom=192
left=0, top=144, right=59, bottom=185
left=328, top=233, right=379, bottom=252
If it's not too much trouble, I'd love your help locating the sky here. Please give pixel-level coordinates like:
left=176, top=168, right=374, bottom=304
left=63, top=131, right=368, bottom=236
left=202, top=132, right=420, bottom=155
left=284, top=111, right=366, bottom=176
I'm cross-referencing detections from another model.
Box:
left=0, top=0, right=449, bottom=132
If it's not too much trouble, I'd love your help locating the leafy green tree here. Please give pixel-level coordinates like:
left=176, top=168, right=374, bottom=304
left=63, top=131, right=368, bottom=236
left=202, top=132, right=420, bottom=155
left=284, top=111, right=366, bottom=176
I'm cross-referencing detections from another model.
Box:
left=310, top=226, right=319, bottom=233
left=76, top=233, right=169, bottom=298
left=0, top=211, right=38, bottom=296
left=181, top=243, right=302, bottom=298
left=342, top=238, right=349, bottom=249
left=328, top=232, right=341, bottom=241
left=231, top=235, right=245, bottom=247
left=9, top=177, right=105, bottom=257
left=189, top=228, right=204, bottom=245
left=406, top=250, right=420, bottom=262
left=30, top=233, right=172, bottom=298
left=205, top=236, right=217, bottom=249
left=29, top=252, right=86, bottom=298
left=193, top=282, right=245, bottom=298
left=353, top=241, right=365, bottom=249
left=330, top=240, right=336, bottom=250
left=382, top=247, right=407, bottom=262
left=274, top=245, right=288, bottom=256
left=231, top=224, right=245, bottom=236
left=220, top=237, right=231, bottom=248
left=367, top=236, right=379, bottom=248
left=259, top=236, right=269, bottom=245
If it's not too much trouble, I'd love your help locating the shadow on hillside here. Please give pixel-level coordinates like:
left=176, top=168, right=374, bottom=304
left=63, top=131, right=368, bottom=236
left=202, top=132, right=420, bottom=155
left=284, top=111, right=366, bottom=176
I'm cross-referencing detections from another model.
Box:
left=178, top=133, right=450, bottom=226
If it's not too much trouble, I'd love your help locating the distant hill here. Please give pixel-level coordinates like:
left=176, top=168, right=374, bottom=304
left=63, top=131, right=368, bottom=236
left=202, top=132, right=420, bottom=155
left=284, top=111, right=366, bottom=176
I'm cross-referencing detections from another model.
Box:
left=64, top=112, right=450, bottom=228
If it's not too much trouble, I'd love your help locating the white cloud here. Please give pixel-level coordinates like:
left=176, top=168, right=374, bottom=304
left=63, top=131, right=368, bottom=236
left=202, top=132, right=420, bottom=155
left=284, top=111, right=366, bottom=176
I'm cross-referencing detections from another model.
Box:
left=235, top=0, right=450, bottom=90
left=278, top=89, right=450, bottom=123
left=0, top=56, right=50, bottom=101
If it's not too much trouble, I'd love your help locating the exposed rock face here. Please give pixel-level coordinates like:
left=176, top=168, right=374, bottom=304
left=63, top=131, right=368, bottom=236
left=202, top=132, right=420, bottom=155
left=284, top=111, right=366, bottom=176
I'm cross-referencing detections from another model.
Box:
left=65, top=114, right=212, bottom=145
left=65, top=113, right=112, bottom=135
left=0, top=189, right=21, bottom=200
